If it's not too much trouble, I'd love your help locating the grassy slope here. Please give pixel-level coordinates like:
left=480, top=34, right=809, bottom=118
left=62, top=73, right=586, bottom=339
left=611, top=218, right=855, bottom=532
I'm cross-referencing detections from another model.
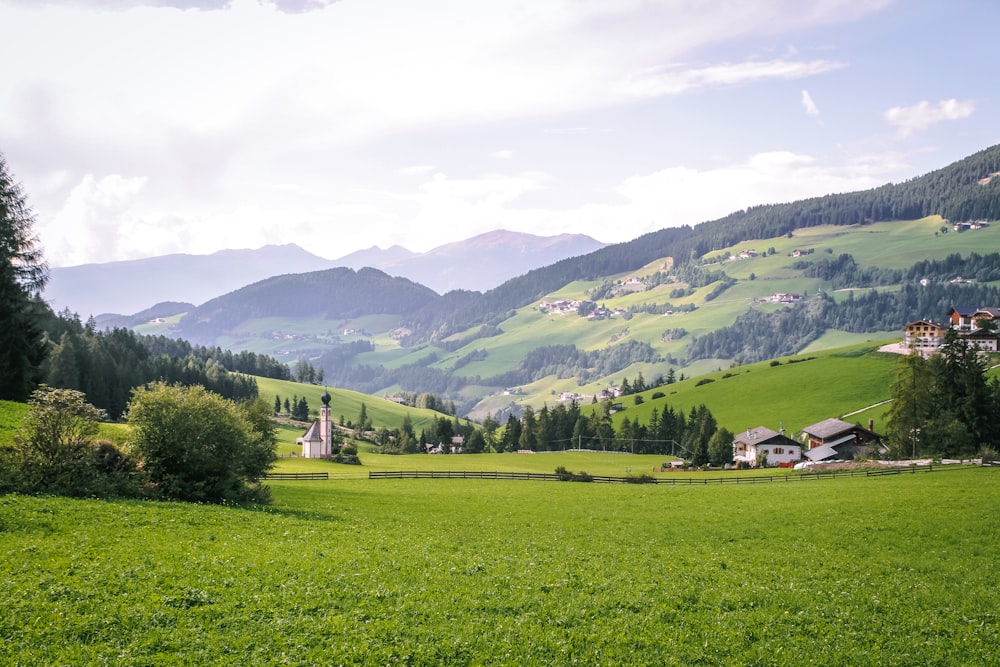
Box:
left=255, top=376, right=456, bottom=436
left=2, top=468, right=997, bottom=664
left=604, top=343, right=904, bottom=438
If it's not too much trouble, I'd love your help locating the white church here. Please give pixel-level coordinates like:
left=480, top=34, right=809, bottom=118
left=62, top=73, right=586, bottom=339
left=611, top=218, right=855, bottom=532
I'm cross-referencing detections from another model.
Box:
left=298, top=390, right=335, bottom=458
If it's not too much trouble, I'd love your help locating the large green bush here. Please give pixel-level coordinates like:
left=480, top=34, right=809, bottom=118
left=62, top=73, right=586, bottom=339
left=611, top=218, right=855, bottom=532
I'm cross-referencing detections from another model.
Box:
left=127, top=383, right=276, bottom=503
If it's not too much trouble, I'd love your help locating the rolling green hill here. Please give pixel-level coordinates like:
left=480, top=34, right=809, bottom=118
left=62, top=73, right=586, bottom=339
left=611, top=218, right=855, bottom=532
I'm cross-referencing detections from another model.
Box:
left=134, top=145, right=1000, bottom=419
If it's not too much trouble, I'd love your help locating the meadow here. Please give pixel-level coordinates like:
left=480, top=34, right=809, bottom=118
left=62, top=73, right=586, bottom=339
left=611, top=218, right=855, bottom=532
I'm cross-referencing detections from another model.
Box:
left=2, top=464, right=997, bottom=665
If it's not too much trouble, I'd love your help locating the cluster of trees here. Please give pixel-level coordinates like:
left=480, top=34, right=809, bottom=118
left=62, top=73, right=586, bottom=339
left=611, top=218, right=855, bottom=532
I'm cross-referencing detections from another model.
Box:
left=40, top=311, right=261, bottom=419
left=885, top=332, right=1000, bottom=459
left=274, top=394, right=311, bottom=421
left=292, top=358, right=324, bottom=384
left=687, top=279, right=1000, bottom=365
left=486, top=340, right=662, bottom=387
left=792, top=253, right=904, bottom=289
left=490, top=399, right=730, bottom=465
left=0, top=384, right=277, bottom=503
left=373, top=412, right=484, bottom=455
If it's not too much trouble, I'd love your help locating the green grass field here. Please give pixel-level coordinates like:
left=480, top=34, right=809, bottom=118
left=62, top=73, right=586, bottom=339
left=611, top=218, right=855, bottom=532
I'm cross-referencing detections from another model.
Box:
left=2, top=466, right=997, bottom=665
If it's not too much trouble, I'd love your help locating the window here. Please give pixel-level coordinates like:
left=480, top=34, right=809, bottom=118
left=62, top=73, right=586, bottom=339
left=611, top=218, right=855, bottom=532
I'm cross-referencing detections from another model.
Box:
left=774, top=447, right=784, bottom=455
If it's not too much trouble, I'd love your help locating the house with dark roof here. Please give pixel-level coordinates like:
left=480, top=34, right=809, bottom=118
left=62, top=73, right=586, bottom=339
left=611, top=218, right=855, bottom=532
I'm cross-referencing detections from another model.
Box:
left=732, top=426, right=801, bottom=467
left=801, top=418, right=884, bottom=462
left=948, top=307, right=978, bottom=330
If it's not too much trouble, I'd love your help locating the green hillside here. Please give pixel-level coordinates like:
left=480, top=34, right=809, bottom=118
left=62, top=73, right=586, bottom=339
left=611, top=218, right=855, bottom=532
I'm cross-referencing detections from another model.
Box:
left=123, top=145, right=1000, bottom=419
left=255, top=376, right=457, bottom=437
left=600, top=343, right=902, bottom=440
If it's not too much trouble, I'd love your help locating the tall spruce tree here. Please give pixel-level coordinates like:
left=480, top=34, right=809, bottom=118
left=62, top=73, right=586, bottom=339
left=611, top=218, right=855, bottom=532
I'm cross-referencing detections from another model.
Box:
left=0, top=154, right=48, bottom=400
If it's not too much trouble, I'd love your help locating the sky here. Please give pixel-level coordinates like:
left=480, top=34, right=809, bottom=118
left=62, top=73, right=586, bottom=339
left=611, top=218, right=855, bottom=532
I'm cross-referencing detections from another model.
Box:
left=0, top=0, right=996, bottom=268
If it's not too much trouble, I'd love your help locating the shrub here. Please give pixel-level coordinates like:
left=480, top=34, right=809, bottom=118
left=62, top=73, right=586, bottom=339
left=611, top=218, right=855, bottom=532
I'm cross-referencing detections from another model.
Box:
left=7, top=387, right=140, bottom=498
left=695, top=378, right=715, bottom=386
left=127, top=383, right=276, bottom=504
left=624, top=473, right=657, bottom=484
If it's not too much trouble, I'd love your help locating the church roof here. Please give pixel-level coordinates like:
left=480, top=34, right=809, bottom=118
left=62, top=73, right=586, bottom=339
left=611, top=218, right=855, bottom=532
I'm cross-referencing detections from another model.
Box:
left=302, top=420, right=321, bottom=442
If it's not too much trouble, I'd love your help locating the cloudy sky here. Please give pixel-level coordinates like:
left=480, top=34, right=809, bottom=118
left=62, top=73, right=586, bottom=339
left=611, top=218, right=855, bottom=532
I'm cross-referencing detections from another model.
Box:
left=0, top=0, right=995, bottom=267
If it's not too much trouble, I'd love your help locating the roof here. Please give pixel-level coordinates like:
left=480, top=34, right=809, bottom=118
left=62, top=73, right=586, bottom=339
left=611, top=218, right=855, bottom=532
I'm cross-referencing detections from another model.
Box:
left=820, top=433, right=856, bottom=448
left=733, top=426, right=779, bottom=446
left=801, top=417, right=856, bottom=440
left=804, top=444, right=839, bottom=461
left=902, top=319, right=946, bottom=328
left=301, top=421, right=321, bottom=442
left=948, top=307, right=977, bottom=317
left=963, top=329, right=998, bottom=339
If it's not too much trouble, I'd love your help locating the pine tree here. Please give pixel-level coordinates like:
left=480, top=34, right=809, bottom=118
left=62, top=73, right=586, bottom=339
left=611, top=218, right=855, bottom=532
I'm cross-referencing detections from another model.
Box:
left=0, top=154, right=48, bottom=400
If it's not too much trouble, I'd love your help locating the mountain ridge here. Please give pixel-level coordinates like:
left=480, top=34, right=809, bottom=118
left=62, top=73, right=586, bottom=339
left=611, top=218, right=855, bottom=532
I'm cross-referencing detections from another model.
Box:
left=44, top=230, right=607, bottom=317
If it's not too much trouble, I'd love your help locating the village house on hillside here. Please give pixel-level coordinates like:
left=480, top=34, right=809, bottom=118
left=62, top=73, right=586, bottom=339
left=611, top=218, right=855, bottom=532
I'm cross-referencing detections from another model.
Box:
left=732, top=426, right=801, bottom=468
left=801, top=418, right=884, bottom=462
left=903, top=306, right=1000, bottom=354
left=902, top=319, right=948, bottom=351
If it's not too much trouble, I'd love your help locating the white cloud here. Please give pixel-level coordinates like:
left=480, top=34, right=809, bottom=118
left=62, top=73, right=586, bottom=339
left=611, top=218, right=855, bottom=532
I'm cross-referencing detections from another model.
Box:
left=376, top=152, right=895, bottom=250
left=801, top=89, right=821, bottom=117
left=399, top=165, right=436, bottom=176
left=618, top=59, right=844, bottom=97
left=41, top=174, right=151, bottom=266
left=2, top=0, right=904, bottom=265
left=883, top=99, right=975, bottom=137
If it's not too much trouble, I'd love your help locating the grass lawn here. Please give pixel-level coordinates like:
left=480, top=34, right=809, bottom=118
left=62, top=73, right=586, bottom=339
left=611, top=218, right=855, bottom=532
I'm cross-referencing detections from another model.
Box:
left=1, top=466, right=997, bottom=665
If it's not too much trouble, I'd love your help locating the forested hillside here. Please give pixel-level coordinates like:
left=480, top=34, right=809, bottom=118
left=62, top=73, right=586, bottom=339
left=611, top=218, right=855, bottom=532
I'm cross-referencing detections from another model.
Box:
left=402, top=144, right=1000, bottom=343
left=176, top=267, right=439, bottom=344
left=42, top=310, right=289, bottom=419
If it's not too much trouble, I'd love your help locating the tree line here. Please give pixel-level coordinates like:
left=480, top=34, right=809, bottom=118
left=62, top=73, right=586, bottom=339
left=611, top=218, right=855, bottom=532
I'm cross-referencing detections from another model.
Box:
left=687, top=280, right=1000, bottom=365
left=885, top=330, right=1000, bottom=459
left=39, top=310, right=266, bottom=419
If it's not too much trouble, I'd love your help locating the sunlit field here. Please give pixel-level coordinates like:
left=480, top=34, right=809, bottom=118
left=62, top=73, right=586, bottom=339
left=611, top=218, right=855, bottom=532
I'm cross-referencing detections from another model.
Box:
left=2, top=465, right=997, bottom=665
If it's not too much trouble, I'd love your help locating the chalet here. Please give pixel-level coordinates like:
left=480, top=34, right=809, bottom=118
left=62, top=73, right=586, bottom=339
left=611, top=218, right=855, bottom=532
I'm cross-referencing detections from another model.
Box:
left=970, top=307, right=1000, bottom=327
left=902, top=319, right=948, bottom=350
left=801, top=418, right=883, bottom=462
left=732, top=426, right=801, bottom=468
left=948, top=307, right=978, bottom=330
left=962, top=327, right=999, bottom=352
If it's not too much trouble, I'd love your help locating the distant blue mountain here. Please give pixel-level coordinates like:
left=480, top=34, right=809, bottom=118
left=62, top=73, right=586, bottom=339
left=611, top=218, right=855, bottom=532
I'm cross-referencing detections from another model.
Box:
left=45, top=231, right=607, bottom=317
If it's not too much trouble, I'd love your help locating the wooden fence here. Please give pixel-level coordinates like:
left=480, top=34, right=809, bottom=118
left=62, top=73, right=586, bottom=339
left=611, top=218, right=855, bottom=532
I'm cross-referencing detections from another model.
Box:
left=368, top=465, right=935, bottom=485
left=264, top=472, right=329, bottom=480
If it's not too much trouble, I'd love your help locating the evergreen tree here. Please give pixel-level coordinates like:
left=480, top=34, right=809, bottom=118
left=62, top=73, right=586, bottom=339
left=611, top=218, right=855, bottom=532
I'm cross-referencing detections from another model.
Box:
left=0, top=154, right=48, bottom=401
left=519, top=405, right=537, bottom=451
left=274, top=394, right=282, bottom=414
left=708, top=427, right=734, bottom=467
